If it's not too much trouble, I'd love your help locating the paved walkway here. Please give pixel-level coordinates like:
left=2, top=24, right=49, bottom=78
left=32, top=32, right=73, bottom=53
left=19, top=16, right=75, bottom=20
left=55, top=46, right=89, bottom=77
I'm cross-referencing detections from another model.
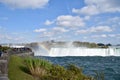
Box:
left=0, top=77, right=9, bottom=80
left=0, top=60, right=9, bottom=80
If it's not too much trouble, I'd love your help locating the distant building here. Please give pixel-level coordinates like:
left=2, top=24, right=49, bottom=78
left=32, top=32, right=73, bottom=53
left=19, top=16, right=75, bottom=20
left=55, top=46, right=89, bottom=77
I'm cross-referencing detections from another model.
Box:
left=9, top=45, right=25, bottom=48
left=0, top=44, right=25, bottom=48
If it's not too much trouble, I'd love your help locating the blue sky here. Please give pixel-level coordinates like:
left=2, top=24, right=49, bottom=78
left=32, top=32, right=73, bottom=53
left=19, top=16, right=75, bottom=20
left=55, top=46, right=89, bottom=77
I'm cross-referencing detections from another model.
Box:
left=0, top=0, right=120, bottom=44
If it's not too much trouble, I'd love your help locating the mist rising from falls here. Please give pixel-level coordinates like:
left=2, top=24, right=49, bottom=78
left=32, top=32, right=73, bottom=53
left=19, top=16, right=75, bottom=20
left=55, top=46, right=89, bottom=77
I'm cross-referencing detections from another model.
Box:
left=26, top=42, right=50, bottom=56
left=26, top=42, right=120, bottom=57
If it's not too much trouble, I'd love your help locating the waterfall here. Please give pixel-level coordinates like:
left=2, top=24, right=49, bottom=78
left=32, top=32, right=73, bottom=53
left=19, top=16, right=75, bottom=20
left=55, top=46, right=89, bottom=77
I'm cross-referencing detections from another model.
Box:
left=49, top=48, right=120, bottom=57
left=26, top=42, right=120, bottom=57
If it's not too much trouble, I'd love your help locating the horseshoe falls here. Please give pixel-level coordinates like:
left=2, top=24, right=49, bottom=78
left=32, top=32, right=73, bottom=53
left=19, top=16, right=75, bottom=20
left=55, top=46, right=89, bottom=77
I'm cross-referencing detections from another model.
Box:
left=31, top=46, right=120, bottom=57
left=49, top=47, right=120, bottom=57
left=26, top=42, right=120, bottom=57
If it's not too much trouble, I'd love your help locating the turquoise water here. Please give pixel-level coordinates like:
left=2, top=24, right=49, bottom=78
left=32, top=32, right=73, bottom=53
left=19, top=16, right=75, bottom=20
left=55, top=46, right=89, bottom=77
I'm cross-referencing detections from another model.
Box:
left=36, top=56, right=120, bottom=80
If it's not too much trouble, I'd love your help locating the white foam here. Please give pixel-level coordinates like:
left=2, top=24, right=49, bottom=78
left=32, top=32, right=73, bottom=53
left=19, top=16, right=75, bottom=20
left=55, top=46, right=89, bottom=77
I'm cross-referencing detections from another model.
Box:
left=27, top=42, right=120, bottom=56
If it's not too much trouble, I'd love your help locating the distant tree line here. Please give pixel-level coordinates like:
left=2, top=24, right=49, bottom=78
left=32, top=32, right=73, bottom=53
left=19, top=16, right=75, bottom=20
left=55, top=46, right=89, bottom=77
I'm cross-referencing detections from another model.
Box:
left=72, top=41, right=99, bottom=48
left=49, top=40, right=112, bottom=48
left=73, top=42, right=112, bottom=48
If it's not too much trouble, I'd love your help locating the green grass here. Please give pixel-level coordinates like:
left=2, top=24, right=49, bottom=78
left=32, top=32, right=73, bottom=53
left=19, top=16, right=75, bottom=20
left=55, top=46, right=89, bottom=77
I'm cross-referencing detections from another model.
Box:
left=8, top=55, right=35, bottom=80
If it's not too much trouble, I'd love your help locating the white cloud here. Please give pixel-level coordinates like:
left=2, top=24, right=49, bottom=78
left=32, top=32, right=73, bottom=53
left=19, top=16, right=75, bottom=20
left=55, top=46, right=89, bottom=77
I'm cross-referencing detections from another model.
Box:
left=76, top=26, right=112, bottom=34
left=39, top=31, right=54, bottom=38
left=76, top=30, right=88, bottom=34
left=72, top=0, right=120, bottom=15
left=91, top=34, right=120, bottom=39
left=72, top=5, right=99, bottom=15
left=53, top=27, right=69, bottom=33
left=56, top=15, right=85, bottom=27
left=83, top=36, right=88, bottom=39
left=108, top=34, right=120, bottom=38
left=91, top=34, right=107, bottom=38
left=44, top=20, right=54, bottom=26
left=108, top=34, right=116, bottom=37
left=38, top=27, right=69, bottom=38
left=90, top=26, right=112, bottom=33
left=96, top=16, right=120, bottom=27
left=0, top=0, right=49, bottom=9
left=34, top=28, right=47, bottom=32
left=84, top=16, right=90, bottom=20
left=108, top=17, right=120, bottom=24
left=101, top=34, right=107, bottom=38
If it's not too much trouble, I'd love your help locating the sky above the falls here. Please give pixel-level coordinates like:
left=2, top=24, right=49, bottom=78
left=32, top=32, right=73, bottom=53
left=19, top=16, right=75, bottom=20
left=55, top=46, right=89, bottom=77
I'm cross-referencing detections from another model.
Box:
left=0, top=0, right=120, bottom=44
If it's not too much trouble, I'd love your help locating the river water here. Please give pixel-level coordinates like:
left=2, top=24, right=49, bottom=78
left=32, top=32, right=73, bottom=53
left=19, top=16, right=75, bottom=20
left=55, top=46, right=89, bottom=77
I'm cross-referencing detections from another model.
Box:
left=36, top=56, right=120, bottom=80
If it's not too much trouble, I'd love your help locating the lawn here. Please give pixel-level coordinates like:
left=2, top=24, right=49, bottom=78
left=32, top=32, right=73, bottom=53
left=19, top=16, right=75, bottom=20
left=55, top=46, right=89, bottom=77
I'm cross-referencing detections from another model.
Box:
left=8, top=55, right=35, bottom=80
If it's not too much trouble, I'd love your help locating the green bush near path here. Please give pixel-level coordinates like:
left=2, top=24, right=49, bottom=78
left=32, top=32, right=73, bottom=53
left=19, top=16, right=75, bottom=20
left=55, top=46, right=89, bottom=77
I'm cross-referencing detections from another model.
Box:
left=24, top=57, right=52, bottom=78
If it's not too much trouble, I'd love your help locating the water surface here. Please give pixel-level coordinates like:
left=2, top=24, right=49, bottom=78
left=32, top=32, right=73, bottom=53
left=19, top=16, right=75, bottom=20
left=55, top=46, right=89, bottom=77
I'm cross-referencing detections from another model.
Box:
left=36, top=56, right=120, bottom=80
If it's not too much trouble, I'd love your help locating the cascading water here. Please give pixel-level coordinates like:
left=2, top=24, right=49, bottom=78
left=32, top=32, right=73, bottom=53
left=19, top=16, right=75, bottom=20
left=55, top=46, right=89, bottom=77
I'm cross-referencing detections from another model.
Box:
left=27, top=42, right=120, bottom=57
left=49, top=47, right=120, bottom=57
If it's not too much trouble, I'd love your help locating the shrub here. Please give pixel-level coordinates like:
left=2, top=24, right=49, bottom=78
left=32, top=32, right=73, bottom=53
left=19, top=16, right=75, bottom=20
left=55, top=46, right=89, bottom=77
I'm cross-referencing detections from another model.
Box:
left=66, top=64, right=94, bottom=80
left=43, top=64, right=94, bottom=80
left=24, top=57, right=52, bottom=78
left=42, top=65, right=67, bottom=80
left=49, top=65, right=67, bottom=77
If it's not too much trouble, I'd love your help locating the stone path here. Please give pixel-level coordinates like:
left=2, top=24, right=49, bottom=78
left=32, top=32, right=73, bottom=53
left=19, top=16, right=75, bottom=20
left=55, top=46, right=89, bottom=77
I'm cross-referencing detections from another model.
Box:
left=0, top=60, right=9, bottom=80
left=0, top=77, right=9, bottom=80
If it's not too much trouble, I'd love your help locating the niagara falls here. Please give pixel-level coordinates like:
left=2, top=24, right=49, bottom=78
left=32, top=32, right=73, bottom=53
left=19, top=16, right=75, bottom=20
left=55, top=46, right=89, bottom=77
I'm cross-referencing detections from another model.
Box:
left=0, top=0, right=120, bottom=80
left=27, top=42, right=120, bottom=57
